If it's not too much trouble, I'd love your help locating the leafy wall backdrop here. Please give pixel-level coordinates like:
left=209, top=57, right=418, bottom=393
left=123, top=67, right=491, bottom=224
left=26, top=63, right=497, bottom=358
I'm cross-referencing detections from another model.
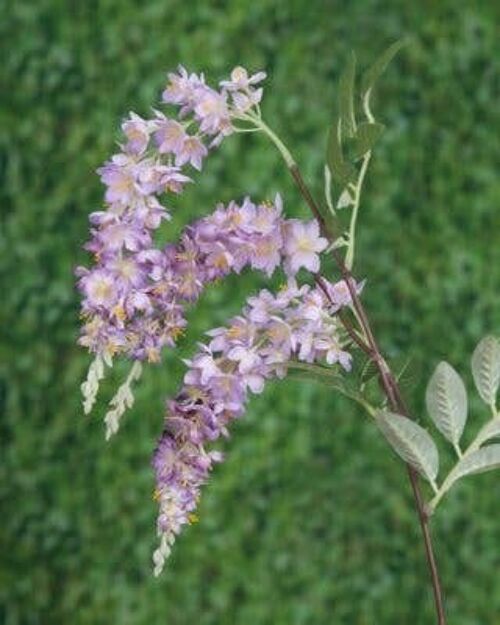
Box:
left=1, top=2, right=500, bottom=624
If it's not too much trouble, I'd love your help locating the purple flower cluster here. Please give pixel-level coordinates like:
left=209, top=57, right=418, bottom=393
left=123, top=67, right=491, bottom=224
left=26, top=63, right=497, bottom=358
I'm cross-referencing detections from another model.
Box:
left=76, top=65, right=356, bottom=575
left=152, top=278, right=354, bottom=573
left=77, top=65, right=327, bottom=365
left=163, top=65, right=266, bottom=145
left=78, top=194, right=327, bottom=364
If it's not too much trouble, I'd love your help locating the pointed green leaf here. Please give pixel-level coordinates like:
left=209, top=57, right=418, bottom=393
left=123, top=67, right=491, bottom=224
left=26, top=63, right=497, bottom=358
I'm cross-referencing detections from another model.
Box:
left=360, top=38, right=408, bottom=101
left=339, top=50, right=357, bottom=138
left=360, top=358, right=379, bottom=384
left=426, top=361, right=467, bottom=446
left=376, top=410, right=439, bottom=484
left=471, top=335, right=500, bottom=406
left=326, top=118, right=357, bottom=185
left=452, top=444, right=500, bottom=484
left=395, top=356, right=421, bottom=393
left=349, top=122, right=385, bottom=161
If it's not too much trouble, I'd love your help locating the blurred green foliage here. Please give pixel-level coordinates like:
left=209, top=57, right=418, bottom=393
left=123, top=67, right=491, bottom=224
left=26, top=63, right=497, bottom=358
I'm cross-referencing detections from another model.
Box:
left=1, top=1, right=500, bottom=624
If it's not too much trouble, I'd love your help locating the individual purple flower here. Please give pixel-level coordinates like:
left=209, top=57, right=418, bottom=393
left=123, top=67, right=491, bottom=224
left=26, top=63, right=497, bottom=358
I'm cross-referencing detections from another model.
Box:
left=249, top=232, right=283, bottom=276
left=322, top=278, right=365, bottom=312
left=95, top=221, right=151, bottom=253
left=122, top=112, right=151, bottom=155
left=137, top=162, right=191, bottom=195
left=162, top=66, right=206, bottom=112
left=219, top=66, right=267, bottom=92
left=314, top=335, right=352, bottom=369
left=108, top=256, right=145, bottom=288
left=220, top=67, right=266, bottom=113
left=79, top=268, right=118, bottom=309
left=231, top=89, right=264, bottom=114
left=175, top=135, right=208, bottom=170
left=97, top=154, right=142, bottom=205
left=135, top=196, right=172, bottom=229
left=284, top=219, right=328, bottom=274
left=154, top=118, right=187, bottom=155
left=194, top=88, right=232, bottom=136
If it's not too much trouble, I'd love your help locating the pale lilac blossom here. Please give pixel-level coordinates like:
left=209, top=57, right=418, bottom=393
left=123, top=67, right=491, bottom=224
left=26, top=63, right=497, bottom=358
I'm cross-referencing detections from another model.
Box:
left=174, top=135, right=208, bottom=170
left=154, top=118, right=187, bottom=155
left=284, top=219, right=329, bottom=274
left=121, top=112, right=152, bottom=155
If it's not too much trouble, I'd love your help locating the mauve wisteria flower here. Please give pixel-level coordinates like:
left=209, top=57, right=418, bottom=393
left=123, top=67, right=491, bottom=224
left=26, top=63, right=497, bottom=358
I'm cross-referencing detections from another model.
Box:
left=194, top=89, right=231, bottom=135
left=322, top=277, right=365, bottom=313
left=151, top=278, right=355, bottom=574
left=220, top=66, right=267, bottom=92
left=121, top=112, right=152, bottom=155
left=175, top=135, right=208, bottom=170
left=284, top=219, right=329, bottom=274
left=220, top=66, right=267, bottom=114
left=162, top=66, right=206, bottom=112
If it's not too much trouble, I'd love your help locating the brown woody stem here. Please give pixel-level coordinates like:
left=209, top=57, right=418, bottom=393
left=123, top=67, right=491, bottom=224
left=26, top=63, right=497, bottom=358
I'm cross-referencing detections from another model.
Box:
left=290, top=163, right=447, bottom=625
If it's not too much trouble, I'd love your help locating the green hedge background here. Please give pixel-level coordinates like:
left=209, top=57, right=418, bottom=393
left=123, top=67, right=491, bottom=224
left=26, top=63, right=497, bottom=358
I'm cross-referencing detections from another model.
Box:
left=2, top=2, right=500, bottom=624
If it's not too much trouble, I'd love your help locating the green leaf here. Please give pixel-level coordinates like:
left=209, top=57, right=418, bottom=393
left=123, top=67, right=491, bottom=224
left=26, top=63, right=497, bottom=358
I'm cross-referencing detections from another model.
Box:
left=360, top=357, right=379, bottom=384
left=471, top=335, right=500, bottom=406
left=376, top=410, right=439, bottom=484
left=425, top=361, right=467, bottom=447
left=326, top=118, right=357, bottom=185
left=349, top=122, right=385, bottom=161
left=394, top=356, right=421, bottom=393
left=339, top=50, right=357, bottom=138
left=451, top=444, right=500, bottom=484
left=360, top=38, right=408, bottom=102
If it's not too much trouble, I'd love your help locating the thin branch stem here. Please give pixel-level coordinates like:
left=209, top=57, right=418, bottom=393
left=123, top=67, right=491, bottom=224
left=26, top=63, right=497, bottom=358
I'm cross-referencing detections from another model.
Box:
left=314, top=275, right=372, bottom=356
left=258, top=120, right=447, bottom=624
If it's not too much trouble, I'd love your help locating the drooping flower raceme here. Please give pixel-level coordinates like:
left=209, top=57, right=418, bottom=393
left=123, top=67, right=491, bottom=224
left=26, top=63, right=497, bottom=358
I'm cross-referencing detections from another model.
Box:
left=77, top=64, right=358, bottom=575
left=151, top=279, right=354, bottom=574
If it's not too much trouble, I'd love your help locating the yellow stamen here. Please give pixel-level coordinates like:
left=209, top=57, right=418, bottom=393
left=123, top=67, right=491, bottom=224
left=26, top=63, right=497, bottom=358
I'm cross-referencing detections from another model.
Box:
left=227, top=326, right=244, bottom=340
left=146, top=347, right=161, bottom=363
left=112, top=305, right=127, bottom=321
left=170, top=326, right=185, bottom=340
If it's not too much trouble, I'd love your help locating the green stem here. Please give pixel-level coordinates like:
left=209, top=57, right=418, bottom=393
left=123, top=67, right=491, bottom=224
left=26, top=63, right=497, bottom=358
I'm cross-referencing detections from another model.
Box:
left=235, top=112, right=296, bottom=168
left=428, top=412, right=500, bottom=513
left=324, top=165, right=335, bottom=215
left=345, top=151, right=371, bottom=271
